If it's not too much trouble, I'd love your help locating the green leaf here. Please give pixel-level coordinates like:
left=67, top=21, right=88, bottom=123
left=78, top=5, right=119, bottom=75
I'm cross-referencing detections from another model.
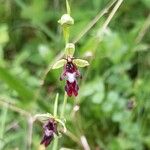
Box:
left=52, top=59, right=67, bottom=69
left=80, top=77, right=104, bottom=99
left=18, top=0, right=51, bottom=24
left=73, top=59, right=89, bottom=67
left=0, top=66, right=34, bottom=103
left=142, top=0, right=150, bottom=9
left=53, top=93, right=59, bottom=117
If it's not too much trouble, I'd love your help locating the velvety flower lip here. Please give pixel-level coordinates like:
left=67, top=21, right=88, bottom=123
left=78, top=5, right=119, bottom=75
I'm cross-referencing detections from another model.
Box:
left=40, top=119, right=58, bottom=147
left=65, top=80, right=79, bottom=97
left=60, top=60, right=81, bottom=97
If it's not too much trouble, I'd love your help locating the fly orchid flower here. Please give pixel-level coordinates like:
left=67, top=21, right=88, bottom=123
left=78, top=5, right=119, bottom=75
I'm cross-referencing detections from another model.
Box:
left=60, top=58, right=81, bottom=96
left=52, top=43, right=89, bottom=97
left=37, top=113, right=66, bottom=148
left=40, top=119, right=58, bottom=147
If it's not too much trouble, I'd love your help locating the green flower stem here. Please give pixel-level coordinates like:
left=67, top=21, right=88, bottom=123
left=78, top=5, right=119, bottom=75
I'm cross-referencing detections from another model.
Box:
left=52, top=93, right=59, bottom=150
left=66, top=0, right=71, bottom=15
left=60, top=92, right=68, bottom=119
left=101, top=0, right=123, bottom=32
left=52, top=1, right=70, bottom=150
left=52, top=93, right=68, bottom=150
left=61, top=0, right=69, bottom=118
left=63, top=0, right=71, bottom=44
left=53, top=93, right=59, bottom=117
left=63, top=26, right=70, bottom=44
left=52, top=137, right=58, bottom=150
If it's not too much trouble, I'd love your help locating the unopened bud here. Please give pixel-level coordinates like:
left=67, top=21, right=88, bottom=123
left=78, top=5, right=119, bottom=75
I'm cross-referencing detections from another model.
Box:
left=58, top=14, right=74, bottom=27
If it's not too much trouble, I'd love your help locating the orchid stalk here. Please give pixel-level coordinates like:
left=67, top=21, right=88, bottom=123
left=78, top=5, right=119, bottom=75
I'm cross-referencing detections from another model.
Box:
left=40, top=0, right=89, bottom=148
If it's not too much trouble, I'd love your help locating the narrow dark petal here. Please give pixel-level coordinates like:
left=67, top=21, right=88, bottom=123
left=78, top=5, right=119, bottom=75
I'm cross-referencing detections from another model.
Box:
left=79, top=74, right=82, bottom=79
left=53, top=122, right=59, bottom=135
left=76, top=70, right=82, bottom=79
left=60, top=71, right=67, bottom=80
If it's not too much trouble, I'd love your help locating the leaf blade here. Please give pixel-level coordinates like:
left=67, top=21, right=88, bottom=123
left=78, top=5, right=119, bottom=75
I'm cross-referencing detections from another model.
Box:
left=0, top=66, right=34, bottom=103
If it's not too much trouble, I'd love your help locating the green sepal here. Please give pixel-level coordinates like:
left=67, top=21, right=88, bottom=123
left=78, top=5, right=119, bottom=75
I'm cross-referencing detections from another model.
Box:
left=52, top=59, right=67, bottom=69
left=73, top=59, right=89, bottom=67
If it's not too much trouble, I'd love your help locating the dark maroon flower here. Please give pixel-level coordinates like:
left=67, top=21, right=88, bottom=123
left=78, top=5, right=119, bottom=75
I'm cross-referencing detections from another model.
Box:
left=52, top=43, right=89, bottom=97
left=60, top=60, right=81, bottom=97
left=40, top=119, right=58, bottom=147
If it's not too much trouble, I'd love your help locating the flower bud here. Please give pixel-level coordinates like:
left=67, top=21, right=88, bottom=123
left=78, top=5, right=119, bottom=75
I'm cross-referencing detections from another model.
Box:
left=58, top=14, right=74, bottom=27
left=65, top=43, right=75, bottom=57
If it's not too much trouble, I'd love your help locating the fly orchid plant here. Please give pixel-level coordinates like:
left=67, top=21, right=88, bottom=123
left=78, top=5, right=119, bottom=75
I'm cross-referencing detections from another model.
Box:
left=40, top=0, right=89, bottom=148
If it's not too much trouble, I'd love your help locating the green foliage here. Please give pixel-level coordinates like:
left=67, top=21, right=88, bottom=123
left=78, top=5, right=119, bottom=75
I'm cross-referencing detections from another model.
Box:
left=0, top=66, right=34, bottom=104
left=0, top=0, right=150, bottom=150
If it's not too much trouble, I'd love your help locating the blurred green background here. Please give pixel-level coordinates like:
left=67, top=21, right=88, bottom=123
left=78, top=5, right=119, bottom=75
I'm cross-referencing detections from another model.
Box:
left=0, top=0, right=150, bottom=150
